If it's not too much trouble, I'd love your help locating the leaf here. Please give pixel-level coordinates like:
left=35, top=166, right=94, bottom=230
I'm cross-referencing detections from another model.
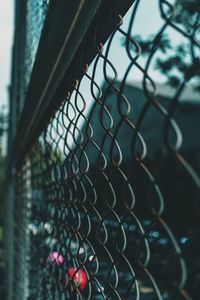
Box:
left=168, top=76, right=181, bottom=88
left=155, top=34, right=172, bottom=53
left=155, top=58, right=174, bottom=73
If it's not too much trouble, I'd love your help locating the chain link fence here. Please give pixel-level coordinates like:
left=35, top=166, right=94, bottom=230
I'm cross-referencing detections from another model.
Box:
left=6, top=0, right=200, bottom=299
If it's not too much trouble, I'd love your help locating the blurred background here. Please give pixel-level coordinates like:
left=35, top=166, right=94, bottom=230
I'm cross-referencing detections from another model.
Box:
left=0, top=0, right=13, bottom=298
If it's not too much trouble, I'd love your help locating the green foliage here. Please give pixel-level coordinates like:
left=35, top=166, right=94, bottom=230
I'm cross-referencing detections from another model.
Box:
left=0, top=109, right=8, bottom=158
left=123, top=0, right=200, bottom=90
left=133, top=33, right=172, bottom=55
left=174, top=0, right=200, bottom=27
left=0, top=111, right=7, bottom=138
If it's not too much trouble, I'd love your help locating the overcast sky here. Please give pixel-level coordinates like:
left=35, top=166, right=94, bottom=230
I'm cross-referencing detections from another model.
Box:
left=0, top=0, right=14, bottom=109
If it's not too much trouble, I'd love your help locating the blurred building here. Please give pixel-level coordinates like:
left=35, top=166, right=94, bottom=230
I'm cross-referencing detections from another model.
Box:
left=82, top=81, right=200, bottom=162
left=77, top=81, right=200, bottom=227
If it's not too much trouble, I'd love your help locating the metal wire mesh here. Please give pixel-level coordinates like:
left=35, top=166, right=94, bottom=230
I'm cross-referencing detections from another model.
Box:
left=10, top=0, right=200, bottom=299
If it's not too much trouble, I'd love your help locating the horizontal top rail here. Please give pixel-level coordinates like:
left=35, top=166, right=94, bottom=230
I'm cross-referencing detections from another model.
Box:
left=10, top=0, right=133, bottom=166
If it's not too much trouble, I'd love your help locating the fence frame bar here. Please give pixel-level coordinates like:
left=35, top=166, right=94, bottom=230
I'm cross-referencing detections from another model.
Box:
left=10, top=0, right=133, bottom=166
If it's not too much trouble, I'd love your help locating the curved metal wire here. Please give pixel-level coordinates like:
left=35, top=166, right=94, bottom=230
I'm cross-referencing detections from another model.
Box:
left=12, top=1, right=200, bottom=299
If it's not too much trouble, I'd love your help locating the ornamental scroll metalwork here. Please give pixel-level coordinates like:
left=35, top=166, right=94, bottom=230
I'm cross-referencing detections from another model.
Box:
left=14, top=1, right=200, bottom=299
